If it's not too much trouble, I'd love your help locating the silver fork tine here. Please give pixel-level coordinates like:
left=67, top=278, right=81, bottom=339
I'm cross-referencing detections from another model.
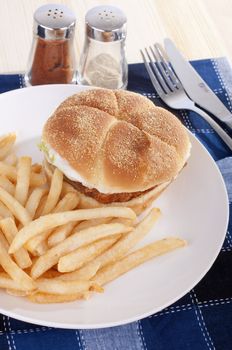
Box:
left=154, top=43, right=182, bottom=88
left=140, top=43, right=232, bottom=150
left=140, top=49, right=164, bottom=96
left=149, top=46, right=174, bottom=91
left=144, top=48, right=169, bottom=93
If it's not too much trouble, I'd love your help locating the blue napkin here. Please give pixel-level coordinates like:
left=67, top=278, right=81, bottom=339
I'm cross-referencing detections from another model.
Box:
left=0, top=58, right=231, bottom=350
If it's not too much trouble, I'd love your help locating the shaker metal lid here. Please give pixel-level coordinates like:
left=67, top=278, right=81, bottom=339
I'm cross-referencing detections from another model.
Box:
left=33, top=4, right=76, bottom=39
left=85, top=5, right=127, bottom=42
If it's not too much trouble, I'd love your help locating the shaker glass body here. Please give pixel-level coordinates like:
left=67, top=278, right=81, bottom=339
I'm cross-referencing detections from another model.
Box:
left=25, top=4, right=76, bottom=86
left=25, top=36, right=76, bottom=86
left=78, top=37, right=127, bottom=89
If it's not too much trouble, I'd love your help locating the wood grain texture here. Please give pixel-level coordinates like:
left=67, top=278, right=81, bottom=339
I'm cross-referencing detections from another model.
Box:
left=0, top=0, right=231, bottom=73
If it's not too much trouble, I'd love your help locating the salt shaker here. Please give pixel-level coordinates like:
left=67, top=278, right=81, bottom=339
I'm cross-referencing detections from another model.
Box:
left=25, top=4, right=76, bottom=86
left=78, top=5, right=128, bottom=89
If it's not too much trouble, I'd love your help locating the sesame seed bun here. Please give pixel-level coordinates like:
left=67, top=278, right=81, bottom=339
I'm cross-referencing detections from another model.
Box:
left=42, top=88, right=191, bottom=199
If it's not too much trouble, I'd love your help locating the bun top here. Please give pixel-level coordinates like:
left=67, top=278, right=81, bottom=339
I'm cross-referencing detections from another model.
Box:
left=43, top=89, right=191, bottom=193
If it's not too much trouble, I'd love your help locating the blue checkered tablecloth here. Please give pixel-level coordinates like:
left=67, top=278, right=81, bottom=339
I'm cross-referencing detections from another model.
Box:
left=0, top=58, right=231, bottom=350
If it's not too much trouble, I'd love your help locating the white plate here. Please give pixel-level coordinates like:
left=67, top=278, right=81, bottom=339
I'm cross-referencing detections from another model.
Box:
left=0, top=85, right=229, bottom=329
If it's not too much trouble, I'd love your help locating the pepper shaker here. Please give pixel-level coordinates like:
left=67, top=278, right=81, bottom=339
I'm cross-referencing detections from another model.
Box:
left=78, top=5, right=128, bottom=89
left=25, top=4, right=76, bottom=86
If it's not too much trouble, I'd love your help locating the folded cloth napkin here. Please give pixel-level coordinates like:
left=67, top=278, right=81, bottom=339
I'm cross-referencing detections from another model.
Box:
left=0, top=58, right=231, bottom=350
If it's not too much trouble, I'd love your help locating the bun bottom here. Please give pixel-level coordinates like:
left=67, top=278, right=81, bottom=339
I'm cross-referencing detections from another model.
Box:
left=43, top=159, right=170, bottom=214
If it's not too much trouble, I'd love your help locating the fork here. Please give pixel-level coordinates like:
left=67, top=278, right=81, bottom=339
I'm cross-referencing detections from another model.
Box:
left=140, top=44, right=232, bottom=151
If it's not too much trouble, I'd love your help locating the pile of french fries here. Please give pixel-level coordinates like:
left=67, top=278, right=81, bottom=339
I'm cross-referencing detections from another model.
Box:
left=0, top=133, right=186, bottom=303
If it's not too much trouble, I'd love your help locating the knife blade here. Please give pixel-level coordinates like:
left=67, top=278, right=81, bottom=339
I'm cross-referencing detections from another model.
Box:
left=164, top=38, right=232, bottom=129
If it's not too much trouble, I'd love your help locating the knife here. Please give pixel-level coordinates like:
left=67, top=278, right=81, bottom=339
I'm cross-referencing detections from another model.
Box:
left=164, top=38, right=232, bottom=129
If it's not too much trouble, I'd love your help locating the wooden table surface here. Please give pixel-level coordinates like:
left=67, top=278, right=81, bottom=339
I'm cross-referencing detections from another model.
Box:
left=0, top=0, right=231, bottom=73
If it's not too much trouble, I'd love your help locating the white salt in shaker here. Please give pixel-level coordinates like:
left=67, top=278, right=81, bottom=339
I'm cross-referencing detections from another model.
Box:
left=78, top=5, right=128, bottom=89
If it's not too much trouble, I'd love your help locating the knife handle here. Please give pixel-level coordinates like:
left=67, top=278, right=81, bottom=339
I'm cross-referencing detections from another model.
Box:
left=191, top=105, right=232, bottom=151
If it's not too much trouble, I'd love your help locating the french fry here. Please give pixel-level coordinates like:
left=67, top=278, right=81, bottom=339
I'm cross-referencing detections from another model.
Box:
left=76, top=208, right=160, bottom=273
left=36, top=278, right=103, bottom=295
left=0, top=202, right=13, bottom=218
left=6, top=289, right=32, bottom=297
left=30, top=223, right=132, bottom=279
left=25, top=187, right=48, bottom=219
left=48, top=194, right=80, bottom=252
left=0, top=133, right=16, bottom=160
left=42, top=168, right=63, bottom=215
left=47, top=222, right=77, bottom=247
left=0, top=272, right=25, bottom=290
left=15, top=156, right=32, bottom=205
left=0, top=175, right=15, bottom=195
left=31, top=163, right=42, bottom=173
left=57, top=261, right=100, bottom=281
left=0, top=161, right=17, bottom=182
left=1, top=275, right=33, bottom=297
left=0, top=187, right=31, bottom=225
left=34, top=194, right=48, bottom=219
left=28, top=292, right=89, bottom=303
left=0, top=217, right=32, bottom=269
left=9, top=207, right=136, bottom=253
left=110, top=218, right=136, bottom=226
left=74, top=217, right=112, bottom=232
left=0, top=232, right=9, bottom=249
left=42, top=269, right=61, bottom=279
left=26, top=191, right=79, bottom=254
left=61, top=181, right=77, bottom=197
left=30, top=172, right=47, bottom=187
left=52, top=192, right=79, bottom=213
left=3, top=153, right=18, bottom=166
left=26, top=229, right=51, bottom=255
left=34, top=240, right=49, bottom=256
left=93, top=237, right=187, bottom=286
left=0, top=144, right=15, bottom=160
left=0, top=233, right=35, bottom=291
left=0, top=133, right=16, bottom=148
left=58, top=234, right=121, bottom=273
left=0, top=161, right=45, bottom=186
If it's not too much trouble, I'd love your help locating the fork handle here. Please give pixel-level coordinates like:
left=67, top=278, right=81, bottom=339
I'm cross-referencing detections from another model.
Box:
left=191, top=105, right=232, bottom=151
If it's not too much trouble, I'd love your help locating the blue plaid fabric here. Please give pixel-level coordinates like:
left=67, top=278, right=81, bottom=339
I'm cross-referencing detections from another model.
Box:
left=0, top=59, right=231, bottom=350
